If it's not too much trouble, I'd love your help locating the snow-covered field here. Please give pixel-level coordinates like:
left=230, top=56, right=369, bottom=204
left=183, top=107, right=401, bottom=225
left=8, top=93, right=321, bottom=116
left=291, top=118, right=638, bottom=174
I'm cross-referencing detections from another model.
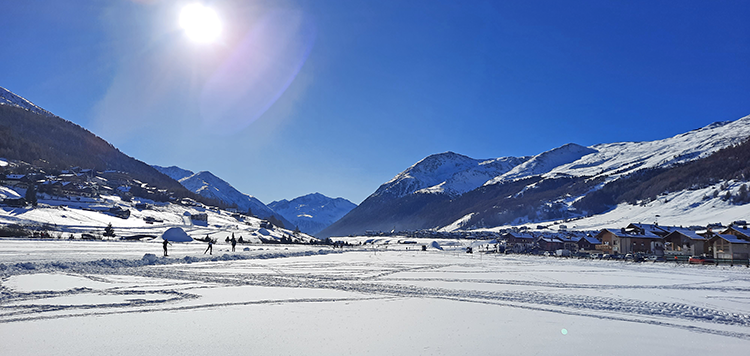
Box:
left=1, top=239, right=749, bottom=355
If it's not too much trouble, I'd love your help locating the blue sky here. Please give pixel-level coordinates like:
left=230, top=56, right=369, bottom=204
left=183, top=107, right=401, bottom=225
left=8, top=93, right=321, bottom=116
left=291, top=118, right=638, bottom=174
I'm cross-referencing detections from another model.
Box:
left=1, top=0, right=749, bottom=204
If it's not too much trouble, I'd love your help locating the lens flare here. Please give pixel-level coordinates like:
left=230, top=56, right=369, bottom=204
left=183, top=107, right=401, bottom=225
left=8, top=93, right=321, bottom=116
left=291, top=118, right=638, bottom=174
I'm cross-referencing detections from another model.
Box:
left=179, top=3, right=222, bottom=43
left=199, top=9, right=316, bottom=134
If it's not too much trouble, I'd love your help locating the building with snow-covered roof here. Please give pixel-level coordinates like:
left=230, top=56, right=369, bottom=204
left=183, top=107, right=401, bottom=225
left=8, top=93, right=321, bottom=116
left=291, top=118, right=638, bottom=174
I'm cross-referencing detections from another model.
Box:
left=577, top=235, right=601, bottom=251
left=663, top=230, right=708, bottom=256
left=536, top=236, right=564, bottom=251
left=595, top=228, right=664, bottom=255
left=707, top=234, right=750, bottom=260
left=721, top=226, right=750, bottom=240
left=502, top=232, right=535, bottom=252
left=626, top=223, right=690, bottom=237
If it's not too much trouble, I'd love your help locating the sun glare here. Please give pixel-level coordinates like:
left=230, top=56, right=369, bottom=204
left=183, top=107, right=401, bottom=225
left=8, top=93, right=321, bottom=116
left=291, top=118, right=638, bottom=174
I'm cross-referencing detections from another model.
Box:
left=179, top=3, right=222, bottom=44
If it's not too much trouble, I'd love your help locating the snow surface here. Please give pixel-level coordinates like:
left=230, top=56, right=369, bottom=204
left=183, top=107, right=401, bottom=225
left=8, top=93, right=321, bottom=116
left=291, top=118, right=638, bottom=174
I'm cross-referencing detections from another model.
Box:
left=1, top=239, right=749, bottom=355
left=161, top=227, right=193, bottom=242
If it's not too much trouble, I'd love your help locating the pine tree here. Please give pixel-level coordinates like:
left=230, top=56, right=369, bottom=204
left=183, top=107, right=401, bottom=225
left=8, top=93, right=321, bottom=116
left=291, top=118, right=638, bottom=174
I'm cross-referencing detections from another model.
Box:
left=104, top=223, right=115, bottom=237
left=25, top=184, right=37, bottom=207
left=736, top=184, right=748, bottom=204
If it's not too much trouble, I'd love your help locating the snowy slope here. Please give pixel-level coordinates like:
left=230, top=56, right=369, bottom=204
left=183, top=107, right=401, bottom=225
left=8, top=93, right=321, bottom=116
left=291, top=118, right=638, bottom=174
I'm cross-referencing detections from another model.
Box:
left=373, top=152, right=528, bottom=199
left=486, top=143, right=598, bottom=184
left=269, top=193, right=357, bottom=235
left=153, top=165, right=194, bottom=182
left=0, top=86, right=54, bottom=117
left=486, top=115, right=750, bottom=186
left=0, top=191, right=315, bottom=244
left=152, top=166, right=285, bottom=224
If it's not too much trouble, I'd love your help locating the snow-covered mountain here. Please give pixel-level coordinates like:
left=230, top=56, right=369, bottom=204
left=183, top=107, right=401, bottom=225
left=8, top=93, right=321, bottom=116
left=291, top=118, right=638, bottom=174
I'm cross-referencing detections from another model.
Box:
left=321, top=114, right=750, bottom=237
left=153, top=166, right=291, bottom=227
left=153, top=166, right=194, bottom=182
left=269, top=193, right=357, bottom=235
left=0, top=86, right=54, bottom=117
left=373, top=152, right=529, bottom=199
left=486, top=143, right=597, bottom=184
left=487, top=116, right=750, bottom=186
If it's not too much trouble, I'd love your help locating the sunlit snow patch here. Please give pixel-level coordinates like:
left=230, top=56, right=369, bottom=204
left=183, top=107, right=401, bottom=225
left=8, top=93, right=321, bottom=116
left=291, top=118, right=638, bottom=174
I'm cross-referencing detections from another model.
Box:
left=3, top=273, right=112, bottom=292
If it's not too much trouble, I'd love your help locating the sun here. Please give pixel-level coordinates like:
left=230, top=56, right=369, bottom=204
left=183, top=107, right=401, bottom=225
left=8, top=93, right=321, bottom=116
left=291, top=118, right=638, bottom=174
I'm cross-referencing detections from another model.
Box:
left=179, top=3, right=222, bottom=44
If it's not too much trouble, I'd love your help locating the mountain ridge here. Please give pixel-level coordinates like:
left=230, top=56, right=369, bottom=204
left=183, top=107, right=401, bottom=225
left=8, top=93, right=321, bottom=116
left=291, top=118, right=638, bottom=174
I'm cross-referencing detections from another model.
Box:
left=269, top=193, right=357, bottom=235
left=152, top=165, right=292, bottom=227
left=0, top=86, right=54, bottom=117
left=320, top=114, right=750, bottom=237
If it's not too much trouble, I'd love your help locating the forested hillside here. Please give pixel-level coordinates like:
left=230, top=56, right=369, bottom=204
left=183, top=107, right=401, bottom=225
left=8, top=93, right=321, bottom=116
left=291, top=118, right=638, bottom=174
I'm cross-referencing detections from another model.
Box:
left=0, top=105, right=220, bottom=205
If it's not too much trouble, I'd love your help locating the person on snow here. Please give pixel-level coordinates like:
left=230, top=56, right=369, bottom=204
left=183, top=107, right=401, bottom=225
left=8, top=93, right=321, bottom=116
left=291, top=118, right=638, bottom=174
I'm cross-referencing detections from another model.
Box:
left=231, top=236, right=237, bottom=252
left=163, top=239, right=171, bottom=256
left=204, top=238, right=213, bottom=255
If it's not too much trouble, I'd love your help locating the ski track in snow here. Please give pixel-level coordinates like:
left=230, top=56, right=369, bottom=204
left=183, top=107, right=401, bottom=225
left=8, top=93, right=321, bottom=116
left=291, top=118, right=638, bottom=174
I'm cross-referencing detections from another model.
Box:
left=2, top=249, right=750, bottom=340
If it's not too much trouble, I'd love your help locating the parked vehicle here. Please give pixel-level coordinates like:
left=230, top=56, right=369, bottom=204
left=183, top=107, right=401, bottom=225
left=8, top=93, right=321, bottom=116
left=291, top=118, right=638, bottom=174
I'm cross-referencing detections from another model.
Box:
left=689, top=255, right=715, bottom=265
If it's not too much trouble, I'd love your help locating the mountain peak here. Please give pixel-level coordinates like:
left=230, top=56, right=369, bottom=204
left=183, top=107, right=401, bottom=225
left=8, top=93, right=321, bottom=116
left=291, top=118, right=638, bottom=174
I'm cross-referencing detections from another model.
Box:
left=373, top=152, right=528, bottom=199
left=485, top=143, right=598, bottom=185
left=153, top=165, right=194, bottom=182
left=0, top=86, right=54, bottom=117
left=269, top=193, right=357, bottom=235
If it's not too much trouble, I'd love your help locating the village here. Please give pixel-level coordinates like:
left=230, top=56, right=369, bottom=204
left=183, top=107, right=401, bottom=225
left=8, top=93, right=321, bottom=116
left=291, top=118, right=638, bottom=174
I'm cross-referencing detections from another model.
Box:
left=497, top=222, right=750, bottom=264
left=0, top=165, right=175, bottom=206
left=362, top=221, right=750, bottom=266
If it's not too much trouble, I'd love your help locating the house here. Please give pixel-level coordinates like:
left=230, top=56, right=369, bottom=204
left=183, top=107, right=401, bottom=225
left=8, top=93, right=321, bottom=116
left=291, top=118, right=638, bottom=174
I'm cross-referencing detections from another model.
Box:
left=626, top=223, right=689, bottom=237
left=721, top=226, right=750, bottom=240
left=2, top=174, right=28, bottom=187
left=707, top=234, right=750, bottom=260
left=190, top=213, right=208, bottom=224
left=502, top=232, right=536, bottom=252
left=663, top=229, right=708, bottom=256
left=594, top=228, right=664, bottom=255
left=537, top=236, right=564, bottom=251
left=555, top=235, right=579, bottom=251
left=39, top=180, right=64, bottom=196
left=576, top=235, right=601, bottom=251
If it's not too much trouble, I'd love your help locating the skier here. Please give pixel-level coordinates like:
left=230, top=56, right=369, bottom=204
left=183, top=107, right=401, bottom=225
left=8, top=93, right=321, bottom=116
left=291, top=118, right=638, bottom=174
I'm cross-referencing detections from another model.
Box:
left=231, top=236, right=237, bottom=252
left=163, top=239, right=171, bottom=256
left=204, top=238, right=213, bottom=255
